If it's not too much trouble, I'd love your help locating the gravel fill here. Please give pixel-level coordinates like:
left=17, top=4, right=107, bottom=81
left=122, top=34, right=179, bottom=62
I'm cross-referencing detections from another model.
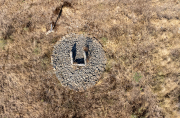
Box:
left=51, top=33, right=106, bottom=91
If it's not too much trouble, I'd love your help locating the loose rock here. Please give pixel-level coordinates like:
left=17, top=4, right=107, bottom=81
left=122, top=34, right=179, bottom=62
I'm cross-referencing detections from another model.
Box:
left=51, top=34, right=106, bottom=91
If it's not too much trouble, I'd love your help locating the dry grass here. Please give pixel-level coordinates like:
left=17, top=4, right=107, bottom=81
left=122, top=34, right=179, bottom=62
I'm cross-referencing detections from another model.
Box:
left=0, top=0, right=180, bottom=117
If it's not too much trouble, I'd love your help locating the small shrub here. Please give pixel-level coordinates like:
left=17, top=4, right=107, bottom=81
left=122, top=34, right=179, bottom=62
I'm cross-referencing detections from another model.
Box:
left=23, top=27, right=29, bottom=31
left=101, top=37, right=108, bottom=44
left=133, top=72, right=142, bottom=82
left=105, top=59, right=114, bottom=72
left=0, top=39, right=7, bottom=50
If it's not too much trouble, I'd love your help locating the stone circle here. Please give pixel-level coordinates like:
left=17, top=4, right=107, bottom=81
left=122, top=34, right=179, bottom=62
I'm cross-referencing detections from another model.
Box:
left=51, top=33, right=106, bottom=91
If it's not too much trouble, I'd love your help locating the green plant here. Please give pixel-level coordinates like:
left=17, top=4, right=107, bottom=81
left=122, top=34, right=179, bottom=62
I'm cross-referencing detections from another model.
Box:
left=101, top=37, right=108, bottom=44
left=33, top=47, right=40, bottom=54
left=0, top=39, right=7, bottom=50
left=138, top=108, right=142, bottom=113
left=133, top=72, right=142, bottom=82
left=140, top=87, right=142, bottom=91
left=105, top=59, right=113, bottom=72
left=23, top=27, right=29, bottom=31
left=131, top=114, right=138, bottom=118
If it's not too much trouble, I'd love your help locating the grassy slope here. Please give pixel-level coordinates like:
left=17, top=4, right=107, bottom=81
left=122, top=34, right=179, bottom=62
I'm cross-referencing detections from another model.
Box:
left=0, top=0, right=180, bottom=117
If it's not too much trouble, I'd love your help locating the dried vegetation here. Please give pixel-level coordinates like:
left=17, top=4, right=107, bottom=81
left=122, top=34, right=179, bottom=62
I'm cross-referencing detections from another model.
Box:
left=0, top=0, right=180, bottom=117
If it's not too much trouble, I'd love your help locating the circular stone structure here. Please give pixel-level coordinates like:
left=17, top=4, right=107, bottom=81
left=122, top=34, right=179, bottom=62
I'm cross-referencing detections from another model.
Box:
left=51, top=34, right=106, bottom=91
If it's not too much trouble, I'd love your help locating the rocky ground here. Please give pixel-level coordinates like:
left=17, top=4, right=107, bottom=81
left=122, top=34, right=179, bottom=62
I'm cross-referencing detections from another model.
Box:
left=52, top=34, right=106, bottom=91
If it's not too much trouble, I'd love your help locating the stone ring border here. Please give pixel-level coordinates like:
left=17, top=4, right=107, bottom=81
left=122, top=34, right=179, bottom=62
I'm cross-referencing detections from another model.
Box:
left=51, top=33, right=107, bottom=91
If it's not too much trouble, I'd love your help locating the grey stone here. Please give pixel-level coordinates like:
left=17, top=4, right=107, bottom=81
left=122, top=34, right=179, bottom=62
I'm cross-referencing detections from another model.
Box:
left=51, top=34, right=106, bottom=91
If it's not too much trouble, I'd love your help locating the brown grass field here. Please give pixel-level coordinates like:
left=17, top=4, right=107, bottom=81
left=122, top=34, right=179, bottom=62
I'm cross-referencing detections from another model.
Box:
left=0, top=0, right=180, bottom=117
